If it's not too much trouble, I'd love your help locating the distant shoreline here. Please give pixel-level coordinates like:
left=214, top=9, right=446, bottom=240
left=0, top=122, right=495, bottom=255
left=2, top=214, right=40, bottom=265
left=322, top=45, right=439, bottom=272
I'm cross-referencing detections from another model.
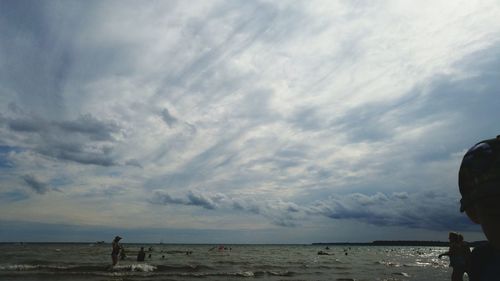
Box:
left=313, top=240, right=488, bottom=247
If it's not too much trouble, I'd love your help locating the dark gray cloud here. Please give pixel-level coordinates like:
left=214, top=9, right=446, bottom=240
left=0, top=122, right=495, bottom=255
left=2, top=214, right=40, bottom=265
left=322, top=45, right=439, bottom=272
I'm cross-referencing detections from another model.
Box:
left=57, top=114, right=120, bottom=141
left=22, top=174, right=50, bottom=194
left=308, top=192, right=474, bottom=231
left=151, top=190, right=300, bottom=226
left=160, top=108, right=178, bottom=128
left=159, top=108, right=197, bottom=134
left=2, top=112, right=121, bottom=166
left=186, top=191, right=219, bottom=210
left=152, top=190, right=221, bottom=210
left=7, top=118, right=46, bottom=133
left=36, top=142, right=116, bottom=167
left=152, top=192, right=189, bottom=205
left=232, top=199, right=262, bottom=214
left=4, top=113, right=120, bottom=141
left=392, top=192, right=409, bottom=200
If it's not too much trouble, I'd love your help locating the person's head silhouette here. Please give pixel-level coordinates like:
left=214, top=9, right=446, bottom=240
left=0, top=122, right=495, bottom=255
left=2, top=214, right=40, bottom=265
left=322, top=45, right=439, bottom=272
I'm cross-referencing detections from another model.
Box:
left=459, top=135, right=500, bottom=250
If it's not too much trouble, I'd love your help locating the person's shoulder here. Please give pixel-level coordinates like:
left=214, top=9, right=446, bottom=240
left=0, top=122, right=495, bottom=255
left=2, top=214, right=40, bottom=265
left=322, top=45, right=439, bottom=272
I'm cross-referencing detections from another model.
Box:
left=470, top=242, right=500, bottom=281
left=472, top=242, right=495, bottom=258
left=470, top=242, right=497, bottom=270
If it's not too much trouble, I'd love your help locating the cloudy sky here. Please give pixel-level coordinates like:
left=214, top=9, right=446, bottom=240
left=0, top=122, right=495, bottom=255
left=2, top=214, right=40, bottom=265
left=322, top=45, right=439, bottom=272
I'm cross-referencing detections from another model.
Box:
left=1, top=0, right=499, bottom=243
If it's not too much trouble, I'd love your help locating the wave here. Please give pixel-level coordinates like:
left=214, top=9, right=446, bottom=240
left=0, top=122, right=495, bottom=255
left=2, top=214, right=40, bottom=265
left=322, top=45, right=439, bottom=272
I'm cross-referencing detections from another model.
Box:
left=0, top=263, right=216, bottom=273
left=403, top=261, right=432, bottom=267
left=176, top=270, right=295, bottom=278
left=114, top=264, right=157, bottom=272
left=0, top=264, right=155, bottom=272
left=156, top=264, right=215, bottom=272
left=376, top=260, right=401, bottom=267
left=214, top=260, right=252, bottom=265
left=267, top=270, right=295, bottom=276
left=0, top=264, right=44, bottom=271
left=392, top=272, right=411, bottom=277
left=0, top=264, right=300, bottom=279
left=253, top=264, right=289, bottom=270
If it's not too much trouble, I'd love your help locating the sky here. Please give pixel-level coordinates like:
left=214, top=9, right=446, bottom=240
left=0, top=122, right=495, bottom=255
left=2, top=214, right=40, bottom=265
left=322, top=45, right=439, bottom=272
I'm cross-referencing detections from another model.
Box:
left=1, top=0, right=500, bottom=244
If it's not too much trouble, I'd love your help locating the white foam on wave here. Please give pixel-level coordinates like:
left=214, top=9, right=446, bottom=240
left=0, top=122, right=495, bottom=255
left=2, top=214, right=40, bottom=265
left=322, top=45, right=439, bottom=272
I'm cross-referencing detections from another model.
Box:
left=131, top=263, right=157, bottom=272
left=267, top=270, right=294, bottom=277
left=1, top=264, right=96, bottom=272
left=377, top=260, right=401, bottom=267
left=111, top=263, right=157, bottom=272
left=403, top=261, right=431, bottom=267
left=0, top=264, right=40, bottom=271
left=392, top=272, right=410, bottom=277
left=239, top=271, right=254, bottom=277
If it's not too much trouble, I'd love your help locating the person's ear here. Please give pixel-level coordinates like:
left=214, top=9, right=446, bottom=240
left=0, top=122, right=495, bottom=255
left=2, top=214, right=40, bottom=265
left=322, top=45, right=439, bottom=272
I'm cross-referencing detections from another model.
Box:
left=465, top=206, right=481, bottom=224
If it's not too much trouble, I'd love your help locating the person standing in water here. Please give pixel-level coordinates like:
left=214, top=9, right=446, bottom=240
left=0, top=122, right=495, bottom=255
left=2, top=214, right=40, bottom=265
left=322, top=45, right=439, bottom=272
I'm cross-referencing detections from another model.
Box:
left=439, top=232, right=470, bottom=281
left=111, top=236, right=122, bottom=266
left=137, top=247, right=146, bottom=262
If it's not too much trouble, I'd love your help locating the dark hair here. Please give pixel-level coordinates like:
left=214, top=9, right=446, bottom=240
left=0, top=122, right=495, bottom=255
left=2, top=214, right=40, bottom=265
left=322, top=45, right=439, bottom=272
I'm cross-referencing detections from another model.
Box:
left=448, top=232, right=460, bottom=242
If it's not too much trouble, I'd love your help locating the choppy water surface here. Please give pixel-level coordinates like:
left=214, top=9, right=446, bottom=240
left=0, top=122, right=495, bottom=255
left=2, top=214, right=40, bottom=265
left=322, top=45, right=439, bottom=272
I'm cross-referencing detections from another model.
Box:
left=0, top=244, right=461, bottom=281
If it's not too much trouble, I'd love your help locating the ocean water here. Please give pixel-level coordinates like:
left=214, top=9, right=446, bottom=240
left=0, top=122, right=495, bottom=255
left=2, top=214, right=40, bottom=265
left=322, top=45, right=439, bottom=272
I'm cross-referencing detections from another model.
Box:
left=0, top=243, right=464, bottom=281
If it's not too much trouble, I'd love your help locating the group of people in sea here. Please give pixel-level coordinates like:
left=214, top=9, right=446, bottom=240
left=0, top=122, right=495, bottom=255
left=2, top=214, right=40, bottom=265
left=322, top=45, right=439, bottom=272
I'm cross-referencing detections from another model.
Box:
left=111, top=236, right=195, bottom=265
left=111, top=237, right=156, bottom=265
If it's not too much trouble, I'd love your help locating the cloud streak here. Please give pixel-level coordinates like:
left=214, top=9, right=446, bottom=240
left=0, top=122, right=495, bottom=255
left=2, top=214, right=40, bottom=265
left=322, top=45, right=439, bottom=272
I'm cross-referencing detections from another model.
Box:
left=151, top=189, right=472, bottom=231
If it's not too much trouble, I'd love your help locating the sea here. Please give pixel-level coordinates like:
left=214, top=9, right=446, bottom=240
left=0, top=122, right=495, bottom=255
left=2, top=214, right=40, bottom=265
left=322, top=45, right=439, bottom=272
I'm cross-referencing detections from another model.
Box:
left=0, top=243, right=465, bottom=281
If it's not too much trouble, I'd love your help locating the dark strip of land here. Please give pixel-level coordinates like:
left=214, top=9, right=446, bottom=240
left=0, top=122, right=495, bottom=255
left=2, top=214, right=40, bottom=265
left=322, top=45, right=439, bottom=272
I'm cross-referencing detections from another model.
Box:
left=312, top=240, right=488, bottom=247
